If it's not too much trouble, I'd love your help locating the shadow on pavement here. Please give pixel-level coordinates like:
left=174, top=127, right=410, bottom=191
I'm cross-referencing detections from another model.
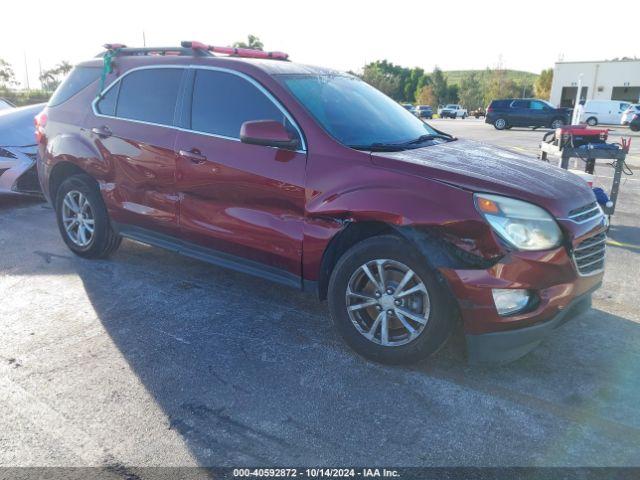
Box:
left=3, top=203, right=640, bottom=466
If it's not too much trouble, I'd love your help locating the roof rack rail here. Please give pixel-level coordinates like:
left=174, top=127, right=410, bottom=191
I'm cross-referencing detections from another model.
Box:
left=96, top=43, right=212, bottom=58
left=181, top=41, right=289, bottom=61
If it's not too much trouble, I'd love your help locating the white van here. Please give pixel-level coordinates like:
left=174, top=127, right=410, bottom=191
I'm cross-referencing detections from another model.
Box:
left=579, top=100, right=632, bottom=126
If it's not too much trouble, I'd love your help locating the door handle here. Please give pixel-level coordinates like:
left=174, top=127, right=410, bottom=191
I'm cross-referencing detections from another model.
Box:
left=91, top=126, right=112, bottom=138
left=179, top=149, right=207, bottom=164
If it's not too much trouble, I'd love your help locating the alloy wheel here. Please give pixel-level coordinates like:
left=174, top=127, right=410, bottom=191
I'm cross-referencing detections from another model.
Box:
left=345, top=259, right=430, bottom=347
left=62, top=190, right=95, bottom=247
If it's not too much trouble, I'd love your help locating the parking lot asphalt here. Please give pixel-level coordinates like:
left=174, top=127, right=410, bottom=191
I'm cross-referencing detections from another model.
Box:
left=1, top=121, right=639, bottom=467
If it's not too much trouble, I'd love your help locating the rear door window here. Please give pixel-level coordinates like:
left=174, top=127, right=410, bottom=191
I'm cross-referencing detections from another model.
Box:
left=190, top=69, right=296, bottom=140
left=114, top=68, right=183, bottom=125
left=48, top=66, right=101, bottom=107
left=511, top=100, right=530, bottom=109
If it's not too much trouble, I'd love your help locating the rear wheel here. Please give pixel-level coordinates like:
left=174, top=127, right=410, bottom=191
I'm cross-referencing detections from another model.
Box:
left=586, top=117, right=598, bottom=126
left=550, top=118, right=565, bottom=129
left=55, top=174, right=121, bottom=259
left=494, top=118, right=508, bottom=130
left=328, top=235, right=455, bottom=364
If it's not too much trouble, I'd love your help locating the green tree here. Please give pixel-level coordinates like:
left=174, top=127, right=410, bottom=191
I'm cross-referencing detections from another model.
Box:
left=361, top=63, right=403, bottom=100
left=431, top=67, right=448, bottom=107
left=458, top=72, right=484, bottom=109
left=484, top=66, right=522, bottom=104
left=39, top=61, right=73, bottom=92
left=0, top=58, right=16, bottom=87
left=233, top=35, right=264, bottom=51
left=415, top=84, right=437, bottom=107
left=534, top=68, right=553, bottom=100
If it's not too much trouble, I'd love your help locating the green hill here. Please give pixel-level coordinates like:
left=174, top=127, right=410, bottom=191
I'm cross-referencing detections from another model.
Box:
left=444, top=69, right=539, bottom=86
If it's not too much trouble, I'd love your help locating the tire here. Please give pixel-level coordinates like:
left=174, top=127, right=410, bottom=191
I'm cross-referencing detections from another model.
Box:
left=550, top=118, right=565, bottom=129
left=55, top=174, right=122, bottom=259
left=586, top=117, right=598, bottom=126
left=494, top=118, right=508, bottom=130
left=328, top=235, right=456, bottom=364
left=631, top=124, right=640, bottom=132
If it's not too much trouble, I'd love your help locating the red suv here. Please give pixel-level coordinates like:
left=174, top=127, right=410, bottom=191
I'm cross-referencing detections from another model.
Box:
left=36, top=43, right=607, bottom=364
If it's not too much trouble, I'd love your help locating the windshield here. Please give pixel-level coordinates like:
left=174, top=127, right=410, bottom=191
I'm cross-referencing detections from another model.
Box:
left=278, top=74, right=440, bottom=148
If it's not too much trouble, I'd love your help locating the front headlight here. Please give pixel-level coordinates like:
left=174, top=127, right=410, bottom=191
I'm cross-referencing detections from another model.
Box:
left=474, top=193, right=563, bottom=251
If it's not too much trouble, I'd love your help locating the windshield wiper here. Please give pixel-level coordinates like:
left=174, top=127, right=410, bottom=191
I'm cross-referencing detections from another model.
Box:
left=349, top=132, right=456, bottom=152
left=348, top=143, right=408, bottom=152
left=399, top=133, right=454, bottom=146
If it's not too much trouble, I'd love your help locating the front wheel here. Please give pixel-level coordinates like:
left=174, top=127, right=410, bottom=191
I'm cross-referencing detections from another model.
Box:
left=55, top=174, right=122, bottom=259
left=328, top=235, right=455, bottom=364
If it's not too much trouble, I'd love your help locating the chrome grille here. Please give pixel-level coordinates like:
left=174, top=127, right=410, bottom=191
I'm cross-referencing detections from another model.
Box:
left=573, top=232, right=606, bottom=276
left=568, top=201, right=602, bottom=223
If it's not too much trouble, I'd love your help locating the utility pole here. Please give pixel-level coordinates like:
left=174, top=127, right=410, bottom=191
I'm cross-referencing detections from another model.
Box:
left=142, top=31, right=146, bottom=47
left=23, top=52, right=30, bottom=90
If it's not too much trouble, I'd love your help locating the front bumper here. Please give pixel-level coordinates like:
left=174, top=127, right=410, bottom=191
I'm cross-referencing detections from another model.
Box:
left=0, top=146, right=40, bottom=195
left=465, top=283, right=599, bottom=364
left=440, top=235, right=605, bottom=363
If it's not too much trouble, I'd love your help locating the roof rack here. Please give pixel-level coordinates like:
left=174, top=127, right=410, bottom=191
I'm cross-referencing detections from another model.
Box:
left=96, top=43, right=212, bottom=58
left=181, top=41, right=289, bottom=61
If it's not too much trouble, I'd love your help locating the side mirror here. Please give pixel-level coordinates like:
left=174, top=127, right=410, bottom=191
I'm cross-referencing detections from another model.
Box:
left=240, top=120, right=300, bottom=151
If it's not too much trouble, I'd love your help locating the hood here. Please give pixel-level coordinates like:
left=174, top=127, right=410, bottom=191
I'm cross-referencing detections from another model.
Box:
left=371, top=138, right=595, bottom=217
left=0, top=103, right=45, bottom=147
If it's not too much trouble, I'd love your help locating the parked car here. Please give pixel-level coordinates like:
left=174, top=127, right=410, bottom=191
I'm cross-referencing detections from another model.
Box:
left=439, top=104, right=467, bottom=119
left=486, top=99, right=570, bottom=130
left=621, top=104, right=640, bottom=125
left=578, top=99, right=632, bottom=126
left=629, top=113, right=640, bottom=132
left=0, top=97, right=15, bottom=110
left=414, top=105, right=433, bottom=119
left=0, top=103, right=45, bottom=195
left=37, top=43, right=606, bottom=365
left=401, top=103, right=416, bottom=114
left=469, top=108, right=485, bottom=118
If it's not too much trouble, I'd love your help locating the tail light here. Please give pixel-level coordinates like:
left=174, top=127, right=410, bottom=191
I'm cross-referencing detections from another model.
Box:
left=486, top=105, right=493, bottom=113
left=34, top=110, right=47, bottom=144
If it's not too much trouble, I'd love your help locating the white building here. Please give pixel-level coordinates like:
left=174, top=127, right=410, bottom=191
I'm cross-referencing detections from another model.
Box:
left=549, top=59, right=640, bottom=107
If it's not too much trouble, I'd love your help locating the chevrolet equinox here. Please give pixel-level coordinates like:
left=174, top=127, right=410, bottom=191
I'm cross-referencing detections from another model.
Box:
left=36, top=42, right=607, bottom=364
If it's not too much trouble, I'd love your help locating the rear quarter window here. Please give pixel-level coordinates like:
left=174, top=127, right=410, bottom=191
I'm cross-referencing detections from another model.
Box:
left=48, top=66, right=101, bottom=107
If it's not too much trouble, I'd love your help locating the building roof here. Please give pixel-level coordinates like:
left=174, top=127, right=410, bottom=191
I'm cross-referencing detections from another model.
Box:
left=555, top=59, right=640, bottom=65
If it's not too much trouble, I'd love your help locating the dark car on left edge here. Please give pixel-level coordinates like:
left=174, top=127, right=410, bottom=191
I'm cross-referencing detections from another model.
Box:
left=0, top=103, right=45, bottom=195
